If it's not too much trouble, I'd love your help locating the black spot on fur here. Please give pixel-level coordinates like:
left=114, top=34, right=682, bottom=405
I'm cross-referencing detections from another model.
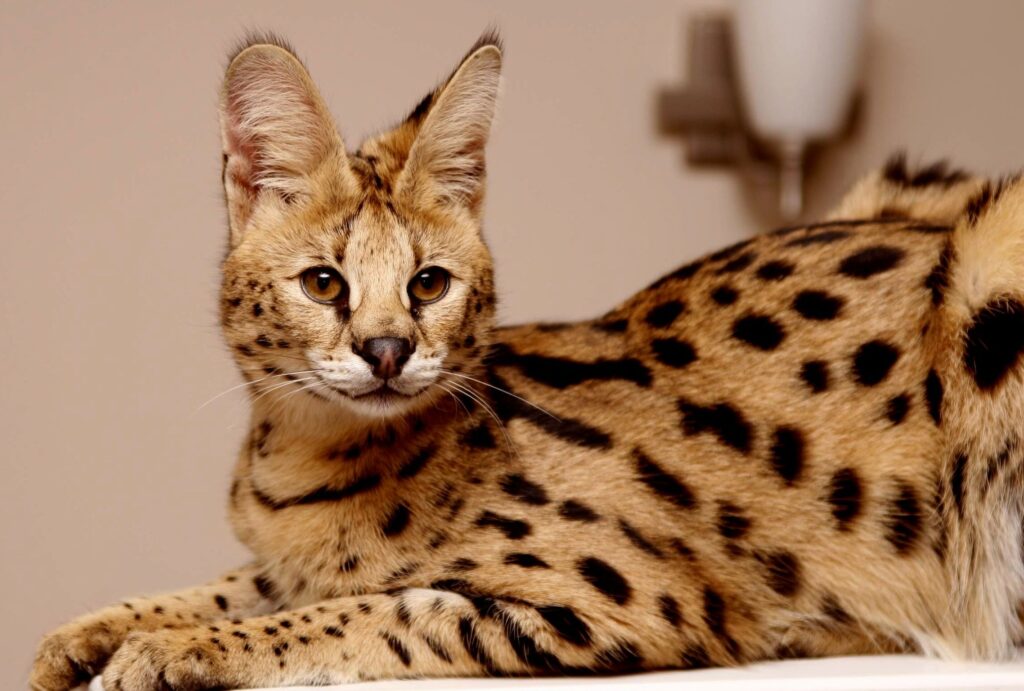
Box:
left=702, top=588, right=739, bottom=658
left=885, top=481, right=923, bottom=554
left=972, top=175, right=1021, bottom=225
left=950, top=452, right=968, bottom=517
left=652, top=338, right=698, bottom=368
left=214, top=595, right=228, bottom=611
left=501, top=616, right=565, bottom=671
left=577, top=557, right=632, bottom=605
left=398, top=444, right=436, bottom=478
left=488, top=345, right=652, bottom=389
left=423, top=635, right=454, bottom=663
left=710, top=285, right=739, bottom=306
left=784, top=229, right=852, bottom=247
left=559, top=500, right=600, bottom=522
left=883, top=154, right=969, bottom=188
left=593, top=317, right=629, bottom=333
left=253, top=420, right=272, bottom=458
left=680, top=644, right=712, bottom=669
left=769, top=426, right=805, bottom=485
left=475, top=510, right=531, bottom=539
left=489, top=372, right=614, bottom=449
left=448, top=557, right=479, bottom=573
left=822, top=594, right=853, bottom=625
left=500, top=473, right=551, bottom=505
left=618, top=519, right=664, bottom=558
left=251, top=473, right=381, bottom=510
left=756, top=260, right=795, bottom=281
left=340, top=555, right=359, bottom=572
left=381, top=632, right=412, bottom=666
left=383, top=504, right=411, bottom=537
left=925, top=369, right=943, bottom=424
left=925, top=241, right=953, bottom=306
left=709, top=239, right=752, bottom=263
left=253, top=575, right=278, bottom=601
left=964, top=299, right=1024, bottom=391
left=838, top=246, right=906, bottom=279
left=732, top=314, right=785, bottom=350
left=828, top=468, right=863, bottom=530
left=759, top=551, right=801, bottom=597
left=886, top=393, right=911, bottom=424
left=716, top=251, right=757, bottom=274
left=717, top=502, right=751, bottom=540
left=537, top=605, right=592, bottom=646
left=645, top=300, right=685, bottom=328
left=793, top=290, right=845, bottom=321
left=799, top=360, right=830, bottom=393
left=504, top=553, right=551, bottom=569
left=458, top=616, right=495, bottom=671
left=255, top=334, right=273, bottom=348
left=678, top=398, right=753, bottom=454
left=671, top=538, right=696, bottom=560
left=634, top=448, right=697, bottom=509
left=658, top=594, right=682, bottom=627
left=462, top=422, right=496, bottom=449
left=648, top=260, right=702, bottom=290
left=852, top=340, right=900, bottom=386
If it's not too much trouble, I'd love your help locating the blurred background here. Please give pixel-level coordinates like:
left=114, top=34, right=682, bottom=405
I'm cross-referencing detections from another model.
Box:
left=2, top=0, right=1024, bottom=686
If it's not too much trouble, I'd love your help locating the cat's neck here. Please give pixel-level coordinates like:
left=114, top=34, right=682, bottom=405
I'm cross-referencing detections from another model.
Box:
left=246, top=385, right=468, bottom=465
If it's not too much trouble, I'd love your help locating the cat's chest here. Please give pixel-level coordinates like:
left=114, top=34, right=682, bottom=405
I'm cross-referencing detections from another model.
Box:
left=229, top=438, right=475, bottom=606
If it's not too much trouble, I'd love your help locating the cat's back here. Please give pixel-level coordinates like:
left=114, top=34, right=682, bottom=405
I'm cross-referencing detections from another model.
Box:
left=487, top=218, right=949, bottom=494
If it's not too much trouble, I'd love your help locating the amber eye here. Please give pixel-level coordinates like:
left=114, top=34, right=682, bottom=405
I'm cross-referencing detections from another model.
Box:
left=408, top=267, right=450, bottom=304
left=300, top=267, right=348, bottom=305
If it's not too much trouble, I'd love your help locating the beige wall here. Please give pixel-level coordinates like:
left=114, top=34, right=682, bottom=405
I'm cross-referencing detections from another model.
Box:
left=3, top=0, right=1024, bottom=685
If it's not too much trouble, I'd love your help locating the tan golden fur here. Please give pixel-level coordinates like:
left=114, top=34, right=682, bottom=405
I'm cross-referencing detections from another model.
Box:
left=31, top=33, right=1024, bottom=690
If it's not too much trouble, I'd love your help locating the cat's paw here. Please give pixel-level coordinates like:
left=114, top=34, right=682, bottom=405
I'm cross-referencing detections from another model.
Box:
left=31, top=618, right=124, bottom=691
left=102, top=630, right=233, bottom=691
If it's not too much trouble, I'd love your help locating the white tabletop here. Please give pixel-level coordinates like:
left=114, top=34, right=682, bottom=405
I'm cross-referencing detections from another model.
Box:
left=88, top=654, right=1024, bottom=691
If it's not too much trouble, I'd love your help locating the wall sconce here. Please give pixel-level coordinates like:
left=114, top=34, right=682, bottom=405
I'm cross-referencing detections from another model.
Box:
left=659, top=0, right=866, bottom=220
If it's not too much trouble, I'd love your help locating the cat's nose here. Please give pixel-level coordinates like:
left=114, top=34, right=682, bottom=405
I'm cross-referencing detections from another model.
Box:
left=354, top=337, right=414, bottom=380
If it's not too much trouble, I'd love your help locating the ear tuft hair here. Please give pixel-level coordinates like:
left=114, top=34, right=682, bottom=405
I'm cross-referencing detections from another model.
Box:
left=227, top=31, right=302, bottom=68
left=404, top=29, right=503, bottom=125
left=464, top=27, right=503, bottom=60
left=219, top=31, right=348, bottom=245
left=395, top=30, right=503, bottom=214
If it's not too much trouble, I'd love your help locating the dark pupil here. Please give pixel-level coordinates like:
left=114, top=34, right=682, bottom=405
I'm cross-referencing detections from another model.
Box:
left=419, top=272, right=434, bottom=289
left=316, top=273, right=333, bottom=291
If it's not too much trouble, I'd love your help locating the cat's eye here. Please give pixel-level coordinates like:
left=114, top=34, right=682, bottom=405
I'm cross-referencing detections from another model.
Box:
left=408, top=267, right=450, bottom=304
left=300, top=267, right=349, bottom=305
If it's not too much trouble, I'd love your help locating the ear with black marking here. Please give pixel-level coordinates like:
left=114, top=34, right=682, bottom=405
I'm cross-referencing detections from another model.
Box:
left=396, top=35, right=502, bottom=216
left=219, top=35, right=352, bottom=245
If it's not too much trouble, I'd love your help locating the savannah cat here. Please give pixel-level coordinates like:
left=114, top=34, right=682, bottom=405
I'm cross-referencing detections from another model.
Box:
left=31, top=31, right=1024, bottom=690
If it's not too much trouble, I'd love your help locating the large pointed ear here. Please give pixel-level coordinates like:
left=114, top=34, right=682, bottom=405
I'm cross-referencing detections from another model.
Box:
left=395, top=35, right=502, bottom=216
left=219, top=35, right=350, bottom=245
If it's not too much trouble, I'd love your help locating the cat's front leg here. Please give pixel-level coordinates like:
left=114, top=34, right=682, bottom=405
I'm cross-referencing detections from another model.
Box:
left=30, top=564, right=274, bottom=691
left=102, top=582, right=688, bottom=690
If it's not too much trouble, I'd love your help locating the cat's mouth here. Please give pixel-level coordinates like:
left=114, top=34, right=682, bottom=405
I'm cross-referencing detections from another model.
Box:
left=310, top=371, right=431, bottom=410
left=352, top=385, right=413, bottom=402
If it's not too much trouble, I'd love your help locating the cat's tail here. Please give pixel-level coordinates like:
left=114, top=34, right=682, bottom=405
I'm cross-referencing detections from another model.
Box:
left=928, top=173, right=1024, bottom=659
left=828, top=153, right=987, bottom=225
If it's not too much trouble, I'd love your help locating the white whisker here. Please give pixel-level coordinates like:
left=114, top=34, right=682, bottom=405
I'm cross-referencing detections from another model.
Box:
left=442, top=378, right=519, bottom=459
left=440, top=369, right=559, bottom=420
left=195, top=369, right=321, bottom=412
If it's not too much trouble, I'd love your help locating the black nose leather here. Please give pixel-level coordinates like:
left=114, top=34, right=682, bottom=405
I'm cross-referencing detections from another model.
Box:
left=354, top=337, right=413, bottom=380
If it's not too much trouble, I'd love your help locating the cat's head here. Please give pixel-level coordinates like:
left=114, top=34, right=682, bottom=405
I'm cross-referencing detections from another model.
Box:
left=218, top=33, right=501, bottom=419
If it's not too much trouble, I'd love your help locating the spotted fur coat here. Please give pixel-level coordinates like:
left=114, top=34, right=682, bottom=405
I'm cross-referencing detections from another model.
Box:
left=30, top=31, right=1024, bottom=691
